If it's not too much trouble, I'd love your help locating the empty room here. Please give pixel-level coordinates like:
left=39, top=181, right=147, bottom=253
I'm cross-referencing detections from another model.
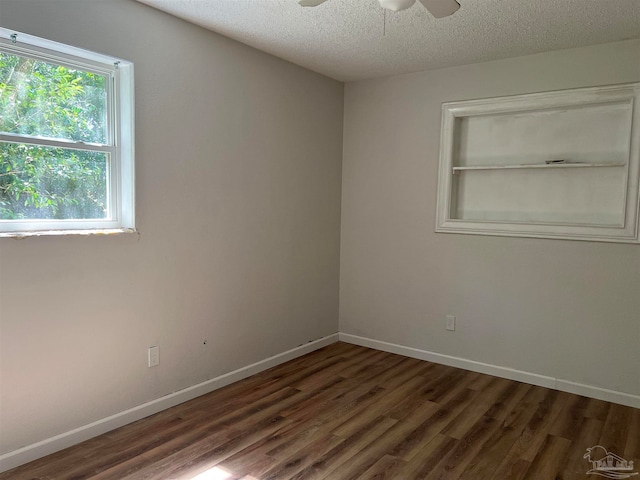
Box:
left=0, top=0, right=639, bottom=479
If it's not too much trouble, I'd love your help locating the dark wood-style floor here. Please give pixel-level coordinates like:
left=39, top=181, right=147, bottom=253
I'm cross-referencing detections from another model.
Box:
left=2, top=342, right=638, bottom=480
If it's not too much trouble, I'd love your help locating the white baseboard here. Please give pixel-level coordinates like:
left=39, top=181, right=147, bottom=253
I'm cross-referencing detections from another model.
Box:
left=339, top=333, right=640, bottom=409
left=555, top=379, right=640, bottom=409
left=4, top=331, right=639, bottom=473
left=0, top=333, right=339, bottom=474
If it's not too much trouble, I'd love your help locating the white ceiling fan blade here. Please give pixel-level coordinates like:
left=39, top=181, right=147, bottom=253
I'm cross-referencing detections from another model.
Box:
left=418, top=0, right=460, bottom=18
left=299, top=0, right=330, bottom=6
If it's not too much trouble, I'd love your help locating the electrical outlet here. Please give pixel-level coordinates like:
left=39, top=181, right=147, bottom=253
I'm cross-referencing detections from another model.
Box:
left=446, top=315, right=456, bottom=331
left=148, top=346, right=159, bottom=367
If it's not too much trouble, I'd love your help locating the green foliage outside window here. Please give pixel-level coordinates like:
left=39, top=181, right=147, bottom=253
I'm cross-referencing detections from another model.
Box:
left=0, top=52, right=109, bottom=220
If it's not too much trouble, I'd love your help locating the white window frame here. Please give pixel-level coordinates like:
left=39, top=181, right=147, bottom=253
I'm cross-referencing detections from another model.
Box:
left=0, top=28, right=134, bottom=237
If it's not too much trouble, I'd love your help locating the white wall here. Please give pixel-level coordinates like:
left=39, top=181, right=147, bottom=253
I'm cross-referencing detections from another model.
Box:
left=341, top=40, right=640, bottom=398
left=0, top=0, right=343, bottom=456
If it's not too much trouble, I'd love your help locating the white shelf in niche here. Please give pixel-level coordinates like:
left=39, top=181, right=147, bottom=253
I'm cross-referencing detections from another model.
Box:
left=435, top=83, right=640, bottom=243
left=452, top=162, right=626, bottom=173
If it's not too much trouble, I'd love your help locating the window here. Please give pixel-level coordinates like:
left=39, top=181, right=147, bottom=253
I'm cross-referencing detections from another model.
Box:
left=0, top=28, right=134, bottom=236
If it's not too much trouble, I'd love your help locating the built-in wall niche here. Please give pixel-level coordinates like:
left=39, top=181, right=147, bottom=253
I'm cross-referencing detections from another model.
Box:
left=435, top=83, right=640, bottom=243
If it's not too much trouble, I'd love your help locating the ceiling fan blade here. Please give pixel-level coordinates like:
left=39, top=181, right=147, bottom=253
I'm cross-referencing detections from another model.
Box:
left=418, top=0, right=460, bottom=18
left=299, top=0, right=330, bottom=6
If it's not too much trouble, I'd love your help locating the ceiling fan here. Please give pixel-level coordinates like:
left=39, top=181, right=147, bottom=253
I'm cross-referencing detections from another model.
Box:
left=299, top=0, right=460, bottom=18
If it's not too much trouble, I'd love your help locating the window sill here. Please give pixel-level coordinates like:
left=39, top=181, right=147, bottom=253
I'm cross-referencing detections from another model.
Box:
left=0, top=228, right=138, bottom=239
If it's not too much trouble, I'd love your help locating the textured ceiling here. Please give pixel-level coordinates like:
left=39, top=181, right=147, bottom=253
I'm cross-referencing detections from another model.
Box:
left=135, top=0, right=640, bottom=82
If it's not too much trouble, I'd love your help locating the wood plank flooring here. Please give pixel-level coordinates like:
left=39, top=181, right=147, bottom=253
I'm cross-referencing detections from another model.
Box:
left=2, top=342, right=638, bottom=480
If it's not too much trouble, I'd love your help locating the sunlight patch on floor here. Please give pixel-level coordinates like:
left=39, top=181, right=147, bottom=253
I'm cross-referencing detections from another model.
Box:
left=188, top=466, right=233, bottom=480
left=182, top=463, right=262, bottom=479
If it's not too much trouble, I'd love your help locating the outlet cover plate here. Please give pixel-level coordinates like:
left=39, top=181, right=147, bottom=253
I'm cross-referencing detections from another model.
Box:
left=148, top=346, right=159, bottom=367
left=446, top=315, right=456, bottom=331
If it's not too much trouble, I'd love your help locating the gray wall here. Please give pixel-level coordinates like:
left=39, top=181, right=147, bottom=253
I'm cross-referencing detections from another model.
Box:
left=2, top=0, right=639, bottom=462
left=340, top=40, right=640, bottom=398
left=0, top=0, right=343, bottom=454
